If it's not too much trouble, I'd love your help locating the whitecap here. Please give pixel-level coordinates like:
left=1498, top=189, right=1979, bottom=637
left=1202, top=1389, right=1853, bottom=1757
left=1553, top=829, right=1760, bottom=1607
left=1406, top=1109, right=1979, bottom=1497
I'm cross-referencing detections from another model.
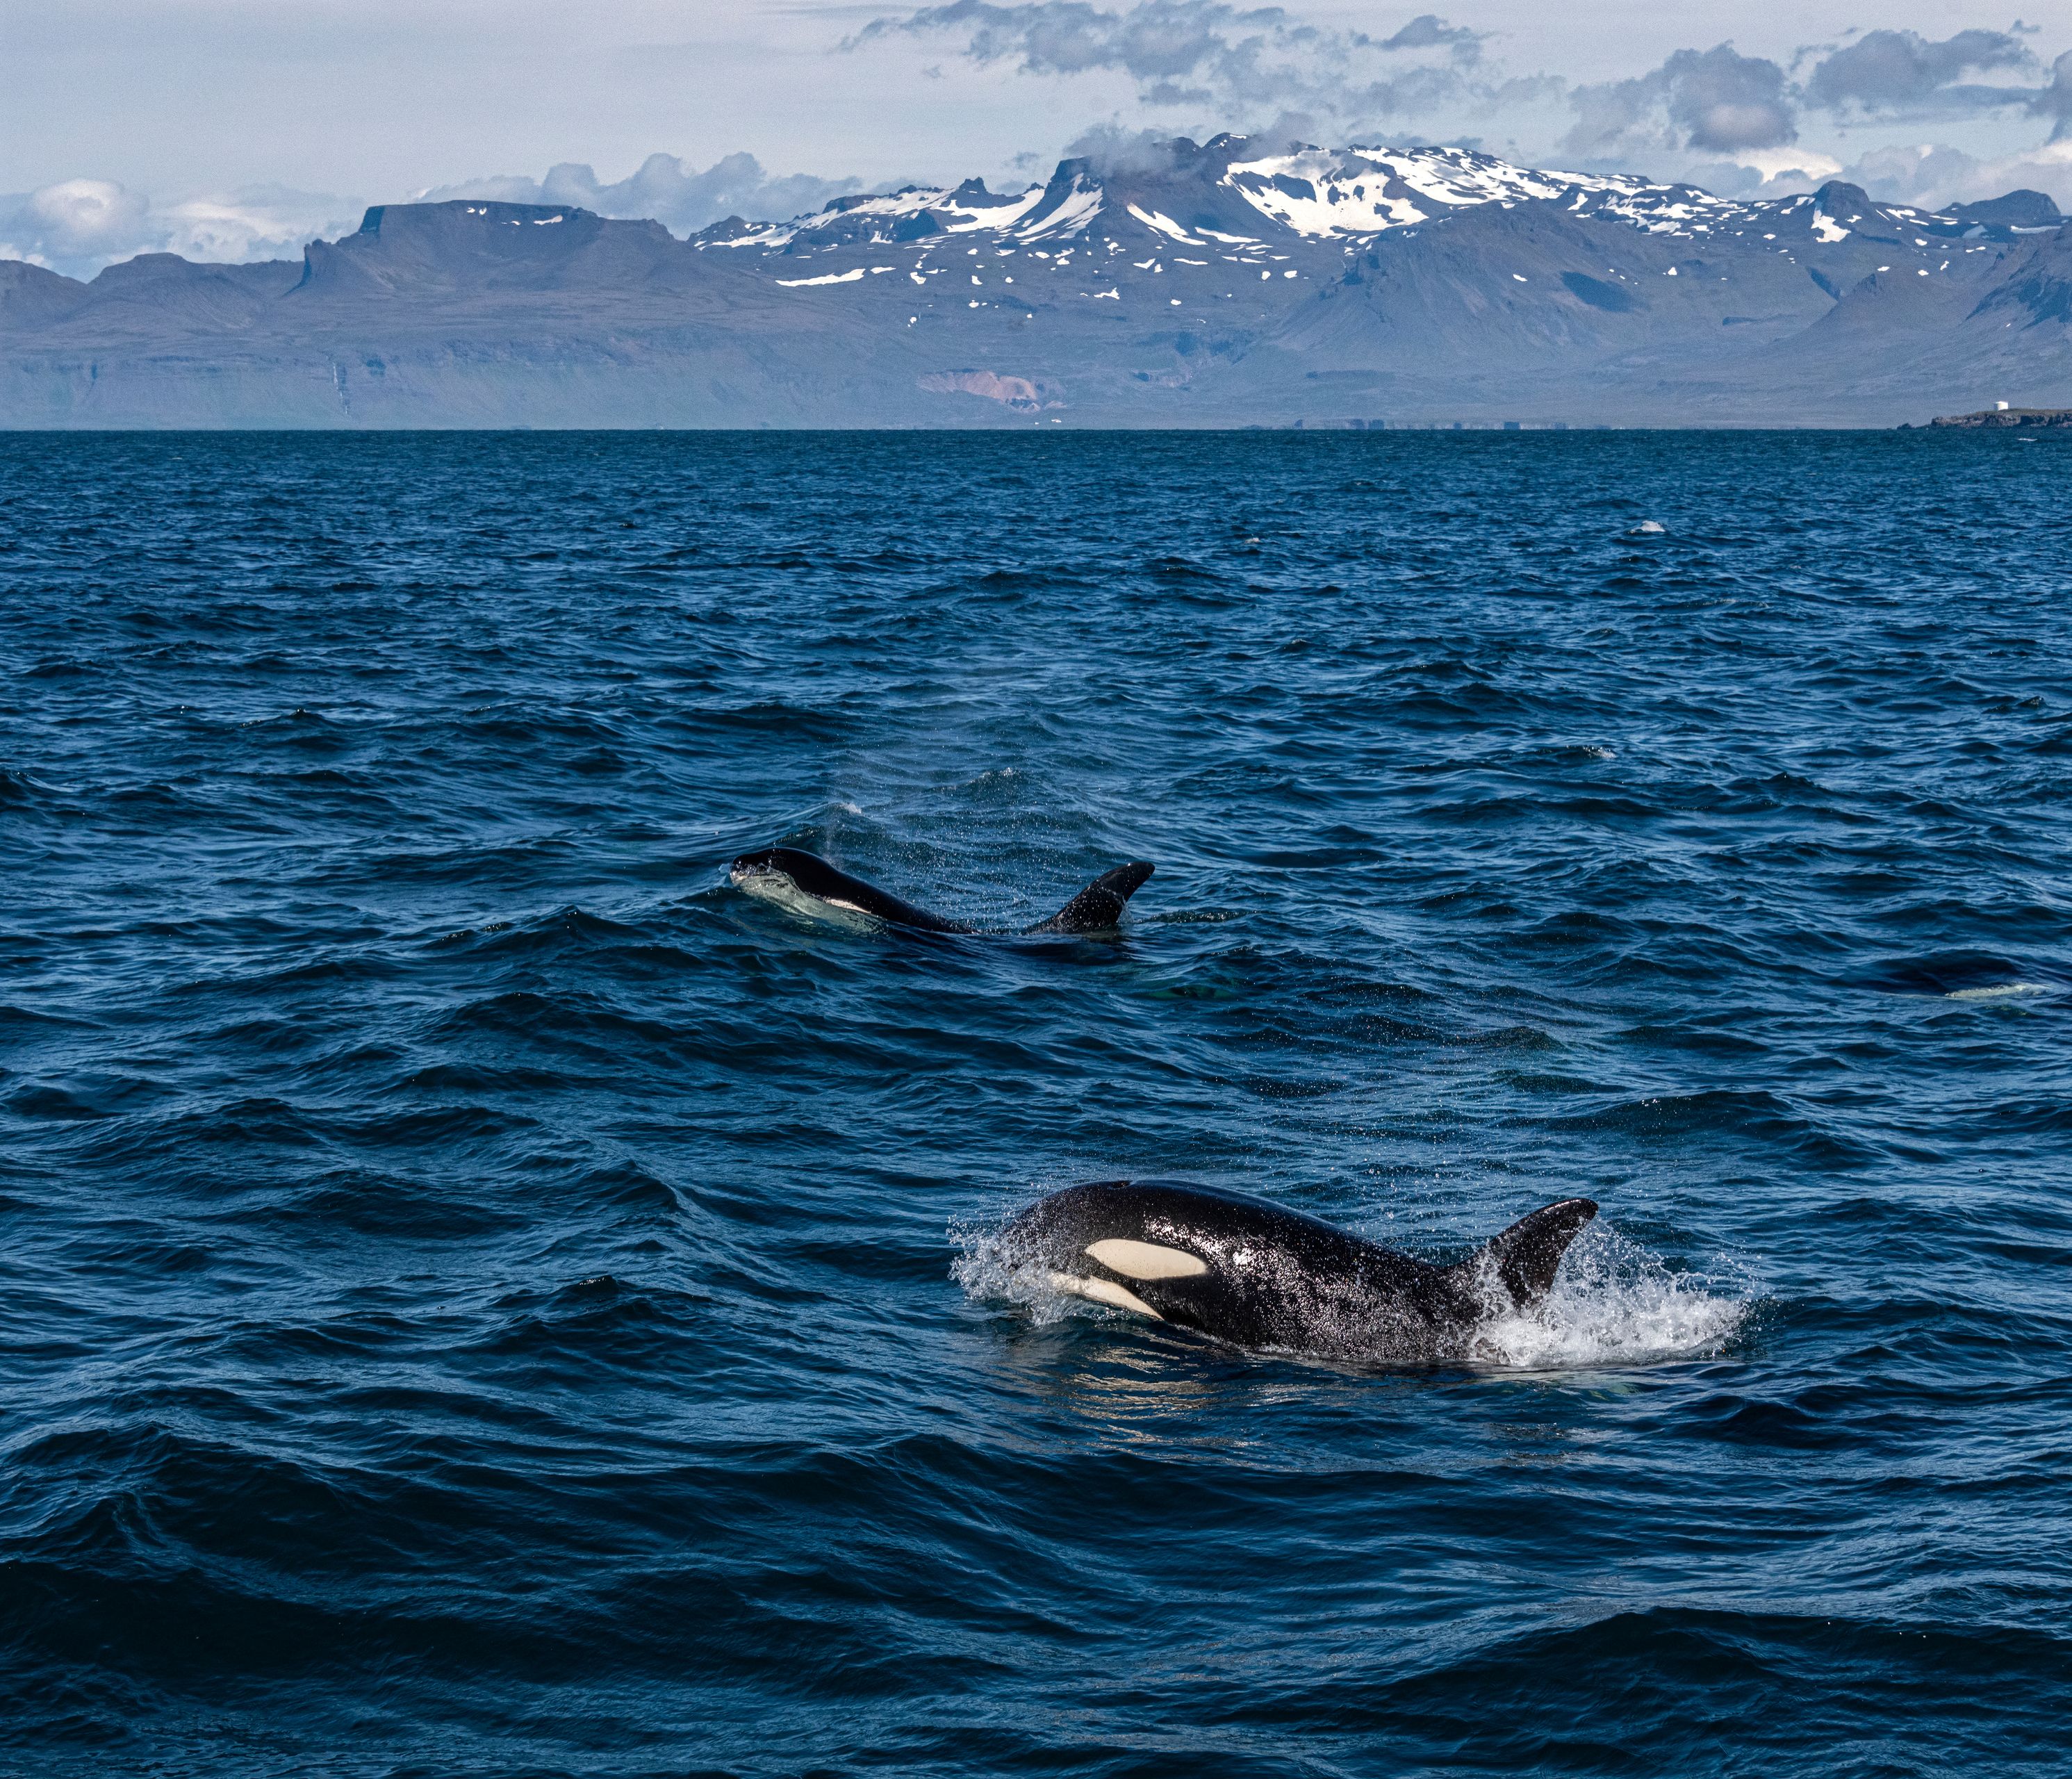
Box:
left=1945, top=981, right=2053, bottom=1001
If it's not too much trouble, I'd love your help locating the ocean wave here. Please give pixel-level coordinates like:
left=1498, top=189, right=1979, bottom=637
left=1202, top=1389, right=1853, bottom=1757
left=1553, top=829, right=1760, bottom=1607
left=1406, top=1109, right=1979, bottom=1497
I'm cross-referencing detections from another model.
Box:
left=5, top=429, right=2068, bottom=1771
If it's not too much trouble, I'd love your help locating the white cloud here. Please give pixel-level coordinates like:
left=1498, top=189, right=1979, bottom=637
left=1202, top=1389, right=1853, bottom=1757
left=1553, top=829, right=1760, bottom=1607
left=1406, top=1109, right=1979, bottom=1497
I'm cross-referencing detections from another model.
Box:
left=1841, top=137, right=2072, bottom=210
left=1679, top=147, right=1845, bottom=199
left=24, top=178, right=150, bottom=253
left=0, top=151, right=864, bottom=281
left=0, top=178, right=356, bottom=280
left=1730, top=147, right=1844, bottom=186
left=1693, top=134, right=2072, bottom=209
left=156, top=192, right=345, bottom=263
left=421, top=151, right=866, bottom=235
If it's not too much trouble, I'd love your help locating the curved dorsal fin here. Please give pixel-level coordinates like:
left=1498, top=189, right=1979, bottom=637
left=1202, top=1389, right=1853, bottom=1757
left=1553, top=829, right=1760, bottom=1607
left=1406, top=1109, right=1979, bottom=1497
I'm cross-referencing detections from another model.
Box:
left=1453, top=1198, right=1598, bottom=1309
left=1023, top=861, right=1155, bottom=935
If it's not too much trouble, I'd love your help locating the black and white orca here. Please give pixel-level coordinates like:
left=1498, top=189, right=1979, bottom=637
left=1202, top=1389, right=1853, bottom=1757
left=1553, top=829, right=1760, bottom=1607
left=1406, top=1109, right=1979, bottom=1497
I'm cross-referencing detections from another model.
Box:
left=1004, top=1179, right=1598, bottom=1361
left=730, top=846, right=1154, bottom=935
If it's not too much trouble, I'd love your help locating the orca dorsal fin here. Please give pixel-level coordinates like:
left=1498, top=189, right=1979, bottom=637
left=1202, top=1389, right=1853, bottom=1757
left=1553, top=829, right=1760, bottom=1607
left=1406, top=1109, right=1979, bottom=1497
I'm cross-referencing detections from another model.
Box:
left=1454, top=1198, right=1598, bottom=1309
left=1023, top=861, right=1155, bottom=935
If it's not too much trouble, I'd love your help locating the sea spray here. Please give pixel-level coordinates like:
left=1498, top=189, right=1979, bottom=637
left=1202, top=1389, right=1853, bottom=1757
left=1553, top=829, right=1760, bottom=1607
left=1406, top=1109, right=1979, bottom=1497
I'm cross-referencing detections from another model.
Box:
left=1466, top=1220, right=1754, bottom=1369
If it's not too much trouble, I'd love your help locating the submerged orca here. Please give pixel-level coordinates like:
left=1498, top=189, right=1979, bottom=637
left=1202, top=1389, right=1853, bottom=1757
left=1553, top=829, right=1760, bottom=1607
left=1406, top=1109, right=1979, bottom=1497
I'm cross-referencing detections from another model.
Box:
left=730, top=846, right=1155, bottom=935
left=1004, top=1179, right=1598, bottom=1362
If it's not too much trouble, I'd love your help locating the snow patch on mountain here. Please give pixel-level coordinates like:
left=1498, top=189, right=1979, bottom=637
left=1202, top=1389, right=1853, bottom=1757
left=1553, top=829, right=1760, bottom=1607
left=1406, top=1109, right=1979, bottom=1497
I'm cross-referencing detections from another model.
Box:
left=700, top=136, right=1983, bottom=256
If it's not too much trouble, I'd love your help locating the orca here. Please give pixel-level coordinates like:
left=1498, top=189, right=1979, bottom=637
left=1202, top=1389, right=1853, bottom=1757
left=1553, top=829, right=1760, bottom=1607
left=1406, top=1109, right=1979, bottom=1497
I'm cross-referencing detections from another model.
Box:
left=730, top=846, right=1154, bottom=936
left=1003, top=1179, right=1598, bottom=1362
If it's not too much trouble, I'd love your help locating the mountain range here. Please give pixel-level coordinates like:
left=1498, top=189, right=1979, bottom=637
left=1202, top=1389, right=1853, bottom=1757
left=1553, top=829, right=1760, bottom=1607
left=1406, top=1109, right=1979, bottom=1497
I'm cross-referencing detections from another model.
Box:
left=5, top=134, right=2070, bottom=427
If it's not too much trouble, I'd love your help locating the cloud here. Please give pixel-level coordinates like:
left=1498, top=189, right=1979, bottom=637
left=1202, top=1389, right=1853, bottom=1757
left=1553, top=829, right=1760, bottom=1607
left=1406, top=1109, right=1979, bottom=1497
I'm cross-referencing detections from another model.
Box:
left=1378, top=15, right=1483, bottom=62
left=858, top=1, right=1301, bottom=85
left=1802, top=28, right=2035, bottom=116
left=1841, top=136, right=2072, bottom=208
left=422, top=151, right=865, bottom=234
left=10, top=10, right=2072, bottom=286
left=866, top=3, right=2072, bottom=195
left=1661, top=44, right=1796, bottom=151
left=21, top=179, right=149, bottom=255
left=854, top=1, right=1494, bottom=124
left=0, top=151, right=857, bottom=279
left=1677, top=133, right=2072, bottom=213
left=1682, top=147, right=1845, bottom=199
left=2035, top=49, right=2072, bottom=139
left=0, top=179, right=354, bottom=279
left=1564, top=28, right=2072, bottom=177
left=1567, top=43, right=1795, bottom=158
left=1058, top=122, right=1197, bottom=172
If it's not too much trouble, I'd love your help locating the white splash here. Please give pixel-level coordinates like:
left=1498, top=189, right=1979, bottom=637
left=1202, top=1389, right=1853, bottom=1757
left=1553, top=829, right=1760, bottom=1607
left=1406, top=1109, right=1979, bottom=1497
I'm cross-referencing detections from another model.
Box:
left=1946, top=981, right=2054, bottom=1001
left=731, top=868, right=880, bottom=932
left=953, top=1214, right=1083, bottom=1325
left=1467, top=1222, right=1752, bottom=1370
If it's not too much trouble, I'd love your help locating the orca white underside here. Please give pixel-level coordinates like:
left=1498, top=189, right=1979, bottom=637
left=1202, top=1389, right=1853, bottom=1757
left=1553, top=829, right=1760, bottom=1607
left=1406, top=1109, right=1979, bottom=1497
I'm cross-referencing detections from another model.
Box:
left=1045, top=1238, right=1213, bottom=1320
left=1049, top=1271, right=1162, bottom=1318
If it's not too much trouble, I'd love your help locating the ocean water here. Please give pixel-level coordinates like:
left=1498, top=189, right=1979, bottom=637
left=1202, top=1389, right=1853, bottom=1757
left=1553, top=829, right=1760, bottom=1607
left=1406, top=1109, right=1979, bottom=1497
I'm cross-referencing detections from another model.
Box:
left=3, top=430, right=2069, bottom=1776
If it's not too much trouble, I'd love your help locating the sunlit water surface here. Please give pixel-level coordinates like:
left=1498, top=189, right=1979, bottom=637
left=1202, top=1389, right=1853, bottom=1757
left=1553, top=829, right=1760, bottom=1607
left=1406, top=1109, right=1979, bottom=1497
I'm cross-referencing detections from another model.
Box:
left=3, top=431, right=2068, bottom=1774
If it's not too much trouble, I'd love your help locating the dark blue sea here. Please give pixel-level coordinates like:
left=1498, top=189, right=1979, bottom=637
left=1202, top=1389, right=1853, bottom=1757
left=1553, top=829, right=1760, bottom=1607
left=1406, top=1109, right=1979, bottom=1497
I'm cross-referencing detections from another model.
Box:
left=3, top=431, right=2069, bottom=1776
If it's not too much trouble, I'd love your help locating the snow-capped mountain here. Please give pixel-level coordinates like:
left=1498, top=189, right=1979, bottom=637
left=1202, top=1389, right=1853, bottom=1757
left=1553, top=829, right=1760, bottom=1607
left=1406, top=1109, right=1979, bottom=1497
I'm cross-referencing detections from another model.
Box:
left=3, top=133, right=2068, bottom=427
left=700, top=135, right=2050, bottom=254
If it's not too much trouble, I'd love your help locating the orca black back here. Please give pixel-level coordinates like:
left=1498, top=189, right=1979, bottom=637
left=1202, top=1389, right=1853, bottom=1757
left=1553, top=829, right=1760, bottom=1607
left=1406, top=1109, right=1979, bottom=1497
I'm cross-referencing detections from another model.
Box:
left=1005, top=1179, right=1599, bottom=1361
left=730, top=847, right=1155, bottom=936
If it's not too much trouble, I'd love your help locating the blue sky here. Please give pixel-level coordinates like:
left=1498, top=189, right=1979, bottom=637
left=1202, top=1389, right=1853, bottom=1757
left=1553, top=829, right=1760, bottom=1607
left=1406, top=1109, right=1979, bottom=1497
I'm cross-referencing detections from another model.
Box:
left=6, top=1, right=2070, bottom=276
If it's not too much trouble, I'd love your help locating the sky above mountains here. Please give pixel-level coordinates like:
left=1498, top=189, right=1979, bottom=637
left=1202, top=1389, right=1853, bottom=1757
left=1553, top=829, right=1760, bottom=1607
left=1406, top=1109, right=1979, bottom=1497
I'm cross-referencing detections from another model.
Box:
left=6, top=1, right=2070, bottom=277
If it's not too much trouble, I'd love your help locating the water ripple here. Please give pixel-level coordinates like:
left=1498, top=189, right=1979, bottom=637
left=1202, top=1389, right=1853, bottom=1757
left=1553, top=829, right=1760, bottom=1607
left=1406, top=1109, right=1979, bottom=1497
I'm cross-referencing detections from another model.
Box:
left=2, top=432, right=2068, bottom=1773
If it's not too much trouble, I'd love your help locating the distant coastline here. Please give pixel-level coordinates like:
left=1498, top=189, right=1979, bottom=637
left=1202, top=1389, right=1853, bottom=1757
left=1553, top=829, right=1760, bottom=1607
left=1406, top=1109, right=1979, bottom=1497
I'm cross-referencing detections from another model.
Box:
left=1918, top=407, right=2072, bottom=428
left=4, top=136, right=2069, bottom=429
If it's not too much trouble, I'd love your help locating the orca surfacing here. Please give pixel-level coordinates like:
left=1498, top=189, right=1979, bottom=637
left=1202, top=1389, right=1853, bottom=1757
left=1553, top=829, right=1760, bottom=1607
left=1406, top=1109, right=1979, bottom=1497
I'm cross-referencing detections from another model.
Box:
left=730, top=846, right=1154, bottom=935
left=1005, top=1179, right=1599, bottom=1362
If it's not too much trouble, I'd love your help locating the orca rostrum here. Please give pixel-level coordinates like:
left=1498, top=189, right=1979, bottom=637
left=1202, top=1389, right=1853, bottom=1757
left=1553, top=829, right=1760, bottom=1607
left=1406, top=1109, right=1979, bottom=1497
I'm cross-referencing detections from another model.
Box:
left=730, top=846, right=1154, bottom=935
left=1005, top=1179, right=1599, bottom=1361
